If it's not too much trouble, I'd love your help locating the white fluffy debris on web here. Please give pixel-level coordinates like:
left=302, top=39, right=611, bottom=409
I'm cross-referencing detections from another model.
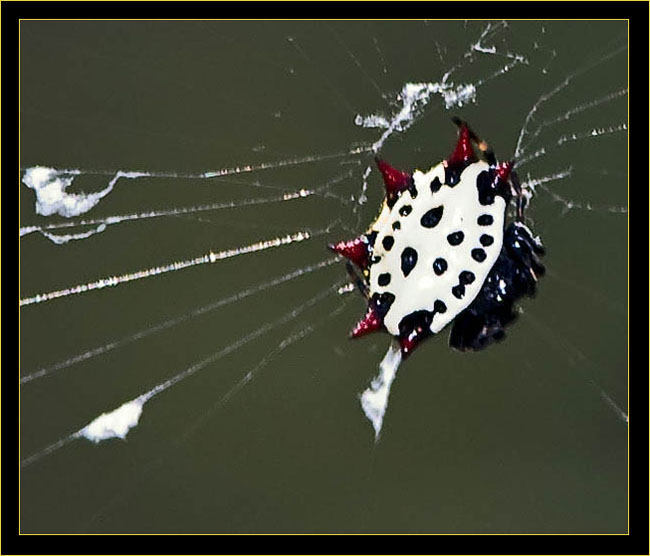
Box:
left=354, top=81, right=478, bottom=153
left=78, top=396, right=148, bottom=443
left=359, top=341, right=403, bottom=441
left=22, top=166, right=146, bottom=218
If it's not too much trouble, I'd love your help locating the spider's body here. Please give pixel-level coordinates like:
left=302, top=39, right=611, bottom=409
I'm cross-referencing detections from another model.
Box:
left=331, top=120, right=545, bottom=357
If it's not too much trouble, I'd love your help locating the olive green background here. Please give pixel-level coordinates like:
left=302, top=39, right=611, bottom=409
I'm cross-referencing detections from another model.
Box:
left=20, top=20, right=627, bottom=533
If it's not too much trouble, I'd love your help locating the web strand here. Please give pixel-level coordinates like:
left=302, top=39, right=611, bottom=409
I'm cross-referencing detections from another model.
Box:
left=20, top=230, right=323, bottom=307
left=21, top=281, right=344, bottom=468
left=21, top=257, right=340, bottom=385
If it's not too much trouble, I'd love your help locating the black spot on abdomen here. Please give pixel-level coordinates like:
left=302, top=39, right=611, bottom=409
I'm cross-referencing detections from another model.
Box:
left=420, top=206, right=444, bottom=228
left=459, top=271, right=475, bottom=285
left=378, top=273, right=391, bottom=287
left=480, top=234, right=494, bottom=246
left=400, top=247, right=418, bottom=277
left=382, top=236, right=394, bottom=251
left=477, top=214, right=493, bottom=226
left=447, top=231, right=465, bottom=246
left=399, top=205, right=412, bottom=217
left=452, top=285, right=465, bottom=299
left=477, top=170, right=496, bottom=205
left=472, top=248, right=487, bottom=262
left=430, top=177, right=442, bottom=193
left=452, top=271, right=476, bottom=300
left=433, top=257, right=448, bottom=275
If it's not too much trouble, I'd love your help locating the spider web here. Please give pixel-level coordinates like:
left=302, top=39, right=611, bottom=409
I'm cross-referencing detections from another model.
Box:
left=19, top=20, right=628, bottom=533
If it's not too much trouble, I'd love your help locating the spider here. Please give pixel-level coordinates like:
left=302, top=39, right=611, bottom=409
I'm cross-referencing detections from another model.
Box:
left=330, top=118, right=545, bottom=357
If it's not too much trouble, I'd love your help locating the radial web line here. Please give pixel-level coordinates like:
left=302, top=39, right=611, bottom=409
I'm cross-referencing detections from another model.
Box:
left=539, top=183, right=628, bottom=215
left=81, top=299, right=351, bottom=529
left=521, top=312, right=628, bottom=424
left=521, top=167, right=573, bottom=189
left=516, top=123, right=627, bottom=169
left=21, top=281, right=344, bottom=468
left=20, top=435, right=81, bottom=469
left=129, top=281, right=344, bottom=406
left=517, top=87, right=628, bottom=156
left=514, top=43, right=627, bottom=159
left=519, top=166, right=574, bottom=206
left=20, top=257, right=340, bottom=385
left=470, top=23, right=529, bottom=89
left=545, top=266, right=625, bottom=317
left=20, top=229, right=325, bottom=307
left=472, top=21, right=527, bottom=63
left=20, top=170, right=352, bottom=239
left=178, top=298, right=350, bottom=444
left=286, top=35, right=358, bottom=116
left=20, top=190, right=312, bottom=239
left=371, top=36, right=389, bottom=76
left=326, top=23, right=387, bottom=101
left=436, top=20, right=508, bottom=86
left=21, top=145, right=371, bottom=181
left=518, top=166, right=626, bottom=216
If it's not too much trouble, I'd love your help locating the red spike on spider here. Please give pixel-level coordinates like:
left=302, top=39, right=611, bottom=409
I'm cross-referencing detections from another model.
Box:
left=375, top=157, right=412, bottom=195
left=447, top=123, right=476, bottom=167
left=328, top=236, right=369, bottom=269
left=350, top=306, right=383, bottom=338
left=399, top=334, right=419, bottom=358
left=495, top=161, right=513, bottom=182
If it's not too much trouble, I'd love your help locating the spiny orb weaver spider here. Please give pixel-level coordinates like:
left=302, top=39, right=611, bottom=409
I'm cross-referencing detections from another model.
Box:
left=330, top=118, right=545, bottom=357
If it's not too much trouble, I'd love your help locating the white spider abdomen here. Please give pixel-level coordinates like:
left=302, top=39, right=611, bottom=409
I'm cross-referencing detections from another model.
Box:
left=368, top=161, right=505, bottom=336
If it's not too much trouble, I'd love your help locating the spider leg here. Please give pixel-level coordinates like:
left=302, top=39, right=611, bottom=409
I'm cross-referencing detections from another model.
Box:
left=345, top=261, right=370, bottom=299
